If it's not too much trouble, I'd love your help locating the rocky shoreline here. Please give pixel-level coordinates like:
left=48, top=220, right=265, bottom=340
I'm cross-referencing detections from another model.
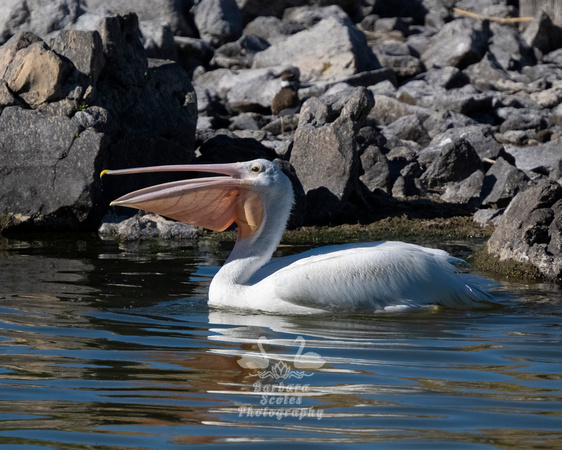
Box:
left=1, top=0, right=561, bottom=281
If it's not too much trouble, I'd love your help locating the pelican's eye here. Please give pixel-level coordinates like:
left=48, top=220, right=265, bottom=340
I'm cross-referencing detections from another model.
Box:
left=250, top=163, right=262, bottom=174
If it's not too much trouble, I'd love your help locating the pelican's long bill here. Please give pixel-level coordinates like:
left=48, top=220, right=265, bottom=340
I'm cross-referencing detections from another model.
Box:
left=101, top=162, right=264, bottom=240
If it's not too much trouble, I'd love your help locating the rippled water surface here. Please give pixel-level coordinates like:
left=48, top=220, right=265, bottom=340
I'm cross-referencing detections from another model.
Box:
left=0, top=233, right=561, bottom=449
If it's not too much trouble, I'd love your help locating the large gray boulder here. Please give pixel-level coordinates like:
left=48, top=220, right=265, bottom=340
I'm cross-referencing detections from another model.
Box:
left=252, top=16, right=380, bottom=81
left=0, top=107, right=102, bottom=229
left=486, top=180, right=562, bottom=281
left=0, top=14, right=197, bottom=232
left=290, top=87, right=374, bottom=224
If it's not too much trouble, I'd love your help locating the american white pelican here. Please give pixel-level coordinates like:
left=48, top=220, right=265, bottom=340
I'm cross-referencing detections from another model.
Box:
left=102, top=159, right=494, bottom=314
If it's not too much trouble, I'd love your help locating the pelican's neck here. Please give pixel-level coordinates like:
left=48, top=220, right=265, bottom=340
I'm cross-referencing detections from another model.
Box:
left=209, top=183, right=294, bottom=300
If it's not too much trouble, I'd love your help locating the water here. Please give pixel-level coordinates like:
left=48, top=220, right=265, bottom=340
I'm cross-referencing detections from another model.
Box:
left=0, top=233, right=561, bottom=449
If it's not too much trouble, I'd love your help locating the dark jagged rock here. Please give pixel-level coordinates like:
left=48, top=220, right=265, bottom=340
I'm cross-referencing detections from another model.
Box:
left=290, top=87, right=374, bottom=224
left=486, top=180, right=562, bottom=281
left=480, top=157, right=532, bottom=208
left=359, top=145, right=391, bottom=194
left=420, top=138, right=483, bottom=189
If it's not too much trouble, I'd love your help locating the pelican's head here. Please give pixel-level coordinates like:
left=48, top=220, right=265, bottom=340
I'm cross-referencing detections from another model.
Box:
left=101, top=159, right=294, bottom=240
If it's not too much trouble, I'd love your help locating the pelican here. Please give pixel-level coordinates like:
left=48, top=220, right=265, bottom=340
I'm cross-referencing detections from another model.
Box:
left=102, top=159, right=494, bottom=314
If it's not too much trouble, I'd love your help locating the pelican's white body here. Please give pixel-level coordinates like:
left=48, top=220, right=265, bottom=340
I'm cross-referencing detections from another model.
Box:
left=107, top=159, right=494, bottom=314
left=205, top=161, right=493, bottom=314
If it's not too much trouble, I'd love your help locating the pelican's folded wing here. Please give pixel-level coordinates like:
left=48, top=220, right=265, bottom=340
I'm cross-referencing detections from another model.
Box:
left=271, top=242, right=493, bottom=312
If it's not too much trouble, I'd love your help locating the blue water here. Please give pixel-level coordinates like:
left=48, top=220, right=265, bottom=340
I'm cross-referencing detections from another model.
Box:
left=0, top=233, right=561, bottom=449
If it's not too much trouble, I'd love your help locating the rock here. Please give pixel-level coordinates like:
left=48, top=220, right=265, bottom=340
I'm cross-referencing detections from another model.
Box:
left=1, top=38, right=73, bottom=108
left=464, top=51, right=512, bottom=90
left=529, top=82, right=562, bottom=108
left=480, top=157, right=531, bottom=208
left=505, top=141, right=562, bottom=180
left=396, top=66, right=469, bottom=108
left=104, top=58, right=197, bottom=162
left=369, top=94, right=432, bottom=125
left=392, top=161, right=422, bottom=198
left=421, top=18, right=490, bottom=69
left=550, top=102, right=562, bottom=126
left=488, top=22, right=535, bottom=71
left=368, top=79, right=397, bottom=96
left=423, top=110, right=478, bottom=139
left=97, top=13, right=147, bottom=88
left=434, top=89, right=494, bottom=118
left=252, top=17, right=380, bottom=81
left=197, top=132, right=277, bottom=163
left=0, top=80, right=20, bottom=111
left=441, top=170, right=484, bottom=204
left=0, top=0, right=80, bottom=44
left=174, top=36, right=214, bottom=75
left=139, top=19, right=177, bottom=61
left=420, top=138, right=483, bottom=189
left=0, top=106, right=106, bottom=230
left=498, top=107, right=549, bottom=133
left=486, top=180, right=562, bottom=281
left=283, top=5, right=352, bottom=28
left=420, top=125, right=509, bottom=165
left=99, top=212, right=199, bottom=241
left=214, top=34, right=270, bottom=69
left=51, top=30, right=105, bottom=83
left=473, top=208, right=504, bottom=227
left=193, top=0, right=243, bottom=48
left=381, top=114, right=429, bottom=146
left=237, top=0, right=360, bottom=23
left=290, top=87, right=374, bottom=223
left=522, top=10, right=561, bottom=56
left=370, top=0, right=428, bottom=24
left=243, top=16, right=305, bottom=45
left=304, top=68, right=396, bottom=98
left=373, top=41, right=425, bottom=81
left=224, top=67, right=290, bottom=113
left=80, top=0, right=196, bottom=36
left=0, top=13, right=198, bottom=232
left=359, top=145, right=391, bottom=193
left=0, top=31, right=42, bottom=79
left=361, top=16, right=412, bottom=35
